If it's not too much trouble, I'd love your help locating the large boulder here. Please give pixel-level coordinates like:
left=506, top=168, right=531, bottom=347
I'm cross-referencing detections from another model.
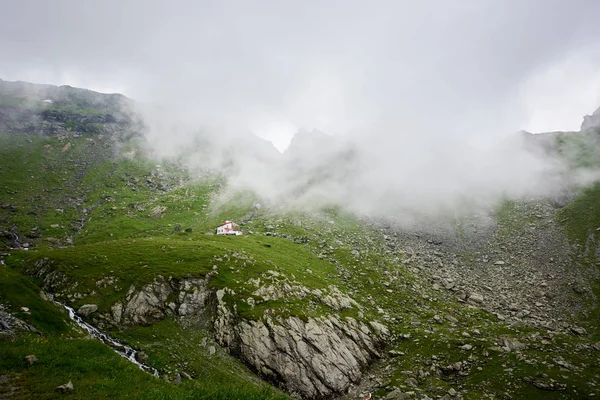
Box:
left=77, top=304, right=98, bottom=317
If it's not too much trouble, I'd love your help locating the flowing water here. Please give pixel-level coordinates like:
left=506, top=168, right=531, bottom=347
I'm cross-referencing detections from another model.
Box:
left=57, top=300, right=159, bottom=378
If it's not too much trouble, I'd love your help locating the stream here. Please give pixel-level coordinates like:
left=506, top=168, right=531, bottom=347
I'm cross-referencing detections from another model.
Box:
left=57, top=300, right=159, bottom=378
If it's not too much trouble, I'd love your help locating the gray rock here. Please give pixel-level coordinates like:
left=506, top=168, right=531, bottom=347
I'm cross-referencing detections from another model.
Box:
left=215, top=291, right=387, bottom=398
left=24, top=354, right=37, bottom=365
left=468, top=293, right=484, bottom=304
left=54, top=381, right=73, bottom=393
left=570, top=326, right=587, bottom=335
left=110, top=302, right=123, bottom=325
left=386, top=389, right=412, bottom=399
left=122, top=279, right=173, bottom=325
left=178, top=279, right=209, bottom=316
left=406, top=377, right=419, bottom=387
left=77, top=304, right=98, bottom=317
left=500, top=336, right=527, bottom=352
left=388, top=350, right=405, bottom=357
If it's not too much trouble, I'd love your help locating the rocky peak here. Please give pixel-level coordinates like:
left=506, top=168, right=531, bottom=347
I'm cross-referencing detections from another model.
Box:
left=581, top=105, right=600, bottom=132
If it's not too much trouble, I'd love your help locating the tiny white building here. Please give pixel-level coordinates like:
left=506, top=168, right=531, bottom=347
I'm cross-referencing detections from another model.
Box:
left=216, top=220, right=242, bottom=235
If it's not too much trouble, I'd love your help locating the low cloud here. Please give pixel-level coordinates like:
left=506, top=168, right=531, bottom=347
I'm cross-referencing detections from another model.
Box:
left=3, top=1, right=600, bottom=219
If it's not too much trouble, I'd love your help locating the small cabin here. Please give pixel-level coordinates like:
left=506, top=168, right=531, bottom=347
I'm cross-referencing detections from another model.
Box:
left=216, top=220, right=242, bottom=235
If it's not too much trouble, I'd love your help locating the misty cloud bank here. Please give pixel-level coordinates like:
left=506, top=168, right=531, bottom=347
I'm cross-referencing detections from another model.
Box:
left=137, top=103, right=600, bottom=219
left=3, top=1, right=600, bottom=218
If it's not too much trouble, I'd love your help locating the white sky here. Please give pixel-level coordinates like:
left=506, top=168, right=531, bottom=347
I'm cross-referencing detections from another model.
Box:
left=2, top=1, right=600, bottom=151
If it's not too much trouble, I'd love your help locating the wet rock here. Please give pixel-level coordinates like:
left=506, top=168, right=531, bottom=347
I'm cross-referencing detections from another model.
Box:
left=135, top=351, right=148, bottom=364
left=77, top=304, right=98, bottom=317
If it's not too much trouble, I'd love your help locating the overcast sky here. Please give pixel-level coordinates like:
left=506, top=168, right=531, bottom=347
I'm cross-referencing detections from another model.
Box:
left=2, top=0, right=600, bottom=150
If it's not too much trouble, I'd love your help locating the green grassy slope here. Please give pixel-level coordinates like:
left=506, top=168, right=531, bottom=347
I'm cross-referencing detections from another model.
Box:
left=1, top=130, right=600, bottom=399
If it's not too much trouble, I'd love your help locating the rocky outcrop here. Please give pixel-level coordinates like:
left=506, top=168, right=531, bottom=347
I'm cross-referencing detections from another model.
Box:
left=178, top=278, right=210, bottom=316
left=22, top=257, right=387, bottom=398
left=121, top=278, right=173, bottom=325
left=77, top=304, right=98, bottom=317
left=0, top=305, right=37, bottom=336
left=214, top=288, right=389, bottom=398
left=108, top=276, right=211, bottom=326
left=581, top=106, right=600, bottom=132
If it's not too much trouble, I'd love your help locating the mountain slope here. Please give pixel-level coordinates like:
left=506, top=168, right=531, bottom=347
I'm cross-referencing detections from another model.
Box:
left=0, top=81, right=599, bottom=399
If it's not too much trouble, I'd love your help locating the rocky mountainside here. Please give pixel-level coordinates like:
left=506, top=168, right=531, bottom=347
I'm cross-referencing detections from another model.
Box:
left=0, top=79, right=137, bottom=136
left=581, top=106, right=600, bottom=133
left=0, top=81, right=599, bottom=400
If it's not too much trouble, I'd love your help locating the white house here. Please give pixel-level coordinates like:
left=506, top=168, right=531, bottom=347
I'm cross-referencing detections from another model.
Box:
left=216, top=220, right=242, bottom=235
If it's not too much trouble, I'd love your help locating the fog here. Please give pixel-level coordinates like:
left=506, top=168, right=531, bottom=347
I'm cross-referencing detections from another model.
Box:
left=3, top=1, right=600, bottom=217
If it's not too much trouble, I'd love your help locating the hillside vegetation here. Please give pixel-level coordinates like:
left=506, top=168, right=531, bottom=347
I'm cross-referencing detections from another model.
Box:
left=1, top=82, right=599, bottom=399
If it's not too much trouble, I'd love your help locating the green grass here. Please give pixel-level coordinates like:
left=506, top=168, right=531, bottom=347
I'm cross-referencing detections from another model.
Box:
left=110, top=319, right=286, bottom=398
left=558, top=183, right=600, bottom=249
left=0, top=333, right=286, bottom=399
left=0, top=237, right=287, bottom=399
left=555, top=130, right=600, bottom=169
left=3, top=129, right=600, bottom=399
left=557, top=182, right=600, bottom=336
left=495, top=199, right=536, bottom=239
left=0, top=266, right=69, bottom=334
left=7, top=232, right=343, bottom=320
